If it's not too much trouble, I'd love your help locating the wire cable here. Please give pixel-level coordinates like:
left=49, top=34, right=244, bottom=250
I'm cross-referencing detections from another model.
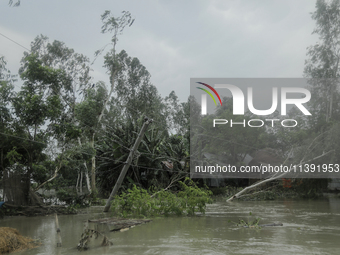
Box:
left=0, top=31, right=31, bottom=52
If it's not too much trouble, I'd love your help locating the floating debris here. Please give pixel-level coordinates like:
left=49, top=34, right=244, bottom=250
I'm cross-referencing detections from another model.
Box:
left=88, top=218, right=152, bottom=232
left=0, top=227, right=40, bottom=254
left=77, top=228, right=113, bottom=251
left=243, top=223, right=283, bottom=228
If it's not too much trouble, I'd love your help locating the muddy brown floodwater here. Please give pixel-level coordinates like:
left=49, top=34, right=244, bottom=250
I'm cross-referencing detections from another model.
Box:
left=1, top=197, right=340, bottom=255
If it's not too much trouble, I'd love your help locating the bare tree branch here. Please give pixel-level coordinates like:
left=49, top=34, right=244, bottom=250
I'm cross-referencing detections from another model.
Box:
left=226, top=150, right=333, bottom=202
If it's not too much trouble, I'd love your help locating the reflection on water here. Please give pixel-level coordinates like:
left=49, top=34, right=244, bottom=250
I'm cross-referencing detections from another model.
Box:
left=1, top=198, right=340, bottom=255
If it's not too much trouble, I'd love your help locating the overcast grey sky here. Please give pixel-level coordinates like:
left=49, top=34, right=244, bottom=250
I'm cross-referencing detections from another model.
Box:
left=0, top=0, right=318, bottom=102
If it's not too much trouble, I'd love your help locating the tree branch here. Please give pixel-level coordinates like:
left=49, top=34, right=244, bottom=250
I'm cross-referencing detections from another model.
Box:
left=226, top=150, right=333, bottom=202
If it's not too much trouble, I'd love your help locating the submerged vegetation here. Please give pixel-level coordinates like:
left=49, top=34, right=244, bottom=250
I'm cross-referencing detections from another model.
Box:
left=229, top=212, right=261, bottom=229
left=110, top=178, right=212, bottom=217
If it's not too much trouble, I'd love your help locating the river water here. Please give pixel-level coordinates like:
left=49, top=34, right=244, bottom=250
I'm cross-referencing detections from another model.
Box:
left=1, top=197, right=340, bottom=255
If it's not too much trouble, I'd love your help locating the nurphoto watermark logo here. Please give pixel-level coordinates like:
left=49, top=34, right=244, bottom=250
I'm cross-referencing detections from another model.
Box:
left=190, top=78, right=339, bottom=180
left=196, top=81, right=311, bottom=128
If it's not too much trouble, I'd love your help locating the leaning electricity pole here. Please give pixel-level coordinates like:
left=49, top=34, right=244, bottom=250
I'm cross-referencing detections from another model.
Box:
left=103, top=117, right=153, bottom=212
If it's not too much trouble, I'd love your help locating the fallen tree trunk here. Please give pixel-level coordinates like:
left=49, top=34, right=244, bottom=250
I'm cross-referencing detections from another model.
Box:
left=34, top=160, right=63, bottom=192
left=227, top=150, right=333, bottom=202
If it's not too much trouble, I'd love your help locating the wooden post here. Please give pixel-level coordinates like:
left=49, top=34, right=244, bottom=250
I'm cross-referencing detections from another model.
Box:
left=103, top=118, right=153, bottom=212
left=55, top=214, right=62, bottom=247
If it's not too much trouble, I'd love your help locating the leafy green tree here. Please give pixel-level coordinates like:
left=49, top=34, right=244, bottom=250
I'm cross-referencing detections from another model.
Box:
left=304, top=0, right=340, bottom=124
left=106, top=50, right=167, bottom=127
left=0, top=57, right=16, bottom=178
left=16, top=36, right=93, bottom=194
left=72, top=10, right=135, bottom=194
left=301, top=0, right=340, bottom=165
left=165, top=91, right=188, bottom=135
left=8, top=54, right=71, bottom=204
left=0, top=54, right=67, bottom=205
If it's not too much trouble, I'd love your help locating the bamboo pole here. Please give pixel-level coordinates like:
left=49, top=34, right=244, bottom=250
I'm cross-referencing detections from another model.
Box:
left=55, top=214, right=62, bottom=247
